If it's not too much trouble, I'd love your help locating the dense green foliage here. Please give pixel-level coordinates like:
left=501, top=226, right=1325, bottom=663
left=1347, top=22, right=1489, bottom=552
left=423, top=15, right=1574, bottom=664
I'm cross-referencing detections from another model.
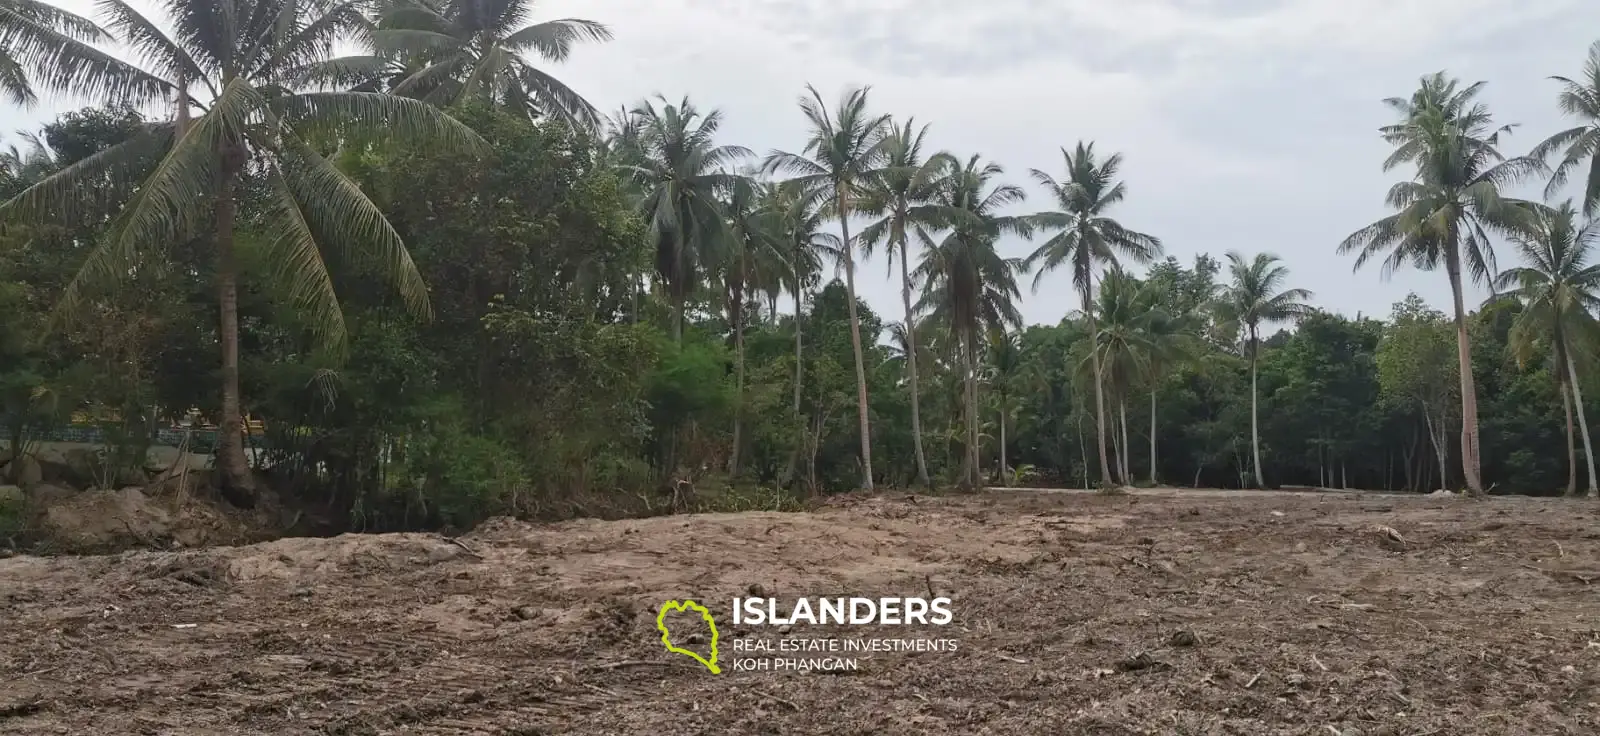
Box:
left=3, top=2, right=1600, bottom=532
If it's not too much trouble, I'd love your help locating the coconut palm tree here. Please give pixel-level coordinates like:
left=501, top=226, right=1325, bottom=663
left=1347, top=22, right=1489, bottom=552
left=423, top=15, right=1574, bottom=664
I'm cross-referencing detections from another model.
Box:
left=763, top=84, right=891, bottom=490
left=915, top=155, right=1029, bottom=490
left=1492, top=199, right=1600, bottom=497
left=0, top=0, right=166, bottom=107
left=1024, top=141, right=1162, bottom=488
left=0, top=0, right=488, bottom=505
left=1089, top=270, right=1189, bottom=485
left=1338, top=72, right=1543, bottom=495
left=984, top=327, right=1023, bottom=484
left=1531, top=41, right=1600, bottom=216
left=718, top=176, right=779, bottom=477
left=763, top=180, right=841, bottom=488
left=1090, top=269, right=1157, bottom=484
left=1216, top=251, right=1312, bottom=488
left=305, top=0, right=611, bottom=129
left=613, top=96, right=750, bottom=342
left=856, top=117, right=960, bottom=489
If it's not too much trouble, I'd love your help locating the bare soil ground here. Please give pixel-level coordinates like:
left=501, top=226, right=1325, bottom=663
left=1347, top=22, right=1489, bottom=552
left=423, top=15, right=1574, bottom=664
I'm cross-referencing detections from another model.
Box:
left=2, top=488, right=1599, bottom=735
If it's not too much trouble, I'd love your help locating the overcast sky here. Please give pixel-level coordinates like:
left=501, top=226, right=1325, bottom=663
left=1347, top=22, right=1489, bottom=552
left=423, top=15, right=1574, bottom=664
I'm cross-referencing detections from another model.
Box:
left=12, top=0, right=1600, bottom=329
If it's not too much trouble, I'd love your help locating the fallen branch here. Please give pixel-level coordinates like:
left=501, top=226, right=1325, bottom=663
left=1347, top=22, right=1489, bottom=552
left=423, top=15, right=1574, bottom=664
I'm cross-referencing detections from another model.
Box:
left=444, top=537, right=484, bottom=558
left=587, top=660, right=684, bottom=672
left=1519, top=564, right=1596, bottom=584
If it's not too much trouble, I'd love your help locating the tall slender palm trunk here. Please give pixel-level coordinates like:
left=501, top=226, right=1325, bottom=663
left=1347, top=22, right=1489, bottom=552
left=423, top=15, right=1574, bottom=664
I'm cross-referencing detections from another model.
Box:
left=729, top=276, right=746, bottom=477
left=214, top=155, right=254, bottom=505
left=1445, top=257, right=1485, bottom=494
left=897, top=227, right=932, bottom=489
left=1248, top=326, right=1264, bottom=489
left=1567, top=354, right=1598, bottom=497
left=1083, top=284, right=1112, bottom=486
left=781, top=287, right=805, bottom=489
left=963, top=331, right=981, bottom=489
left=838, top=195, right=874, bottom=490
left=1148, top=391, right=1158, bottom=485
left=1563, top=375, right=1578, bottom=496
left=998, top=405, right=1007, bottom=485
left=1119, top=399, right=1130, bottom=484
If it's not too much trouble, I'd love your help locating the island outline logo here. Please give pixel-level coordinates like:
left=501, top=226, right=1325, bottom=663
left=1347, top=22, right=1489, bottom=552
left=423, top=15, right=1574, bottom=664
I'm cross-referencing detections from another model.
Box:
left=656, top=599, right=721, bottom=674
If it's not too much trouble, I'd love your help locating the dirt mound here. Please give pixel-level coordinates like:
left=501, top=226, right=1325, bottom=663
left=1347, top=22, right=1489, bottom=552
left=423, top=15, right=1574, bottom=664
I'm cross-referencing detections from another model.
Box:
left=0, top=490, right=1597, bottom=734
left=34, top=486, right=276, bottom=553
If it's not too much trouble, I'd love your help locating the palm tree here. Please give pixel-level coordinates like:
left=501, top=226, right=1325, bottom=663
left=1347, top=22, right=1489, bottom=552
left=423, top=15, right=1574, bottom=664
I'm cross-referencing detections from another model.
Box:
left=857, top=117, right=959, bottom=489
left=307, top=0, right=611, bottom=128
left=1338, top=72, right=1543, bottom=495
left=0, top=0, right=487, bottom=505
left=1024, top=141, right=1162, bottom=487
left=613, top=96, right=750, bottom=342
left=985, top=328, right=1023, bottom=484
left=1492, top=200, right=1600, bottom=497
left=915, top=155, right=1029, bottom=490
left=1090, top=270, right=1188, bottom=485
left=1091, top=269, right=1153, bottom=484
left=0, top=0, right=166, bottom=107
left=719, top=176, right=777, bottom=477
left=1141, top=264, right=1206, bottom=485
left=1216, top=251, right=1312, bottom=488
left=763, top=180, right=841, bottom=489
left=1531, top=41, right=1600, bottom=216
left=764, top=84, right=890, bottom=490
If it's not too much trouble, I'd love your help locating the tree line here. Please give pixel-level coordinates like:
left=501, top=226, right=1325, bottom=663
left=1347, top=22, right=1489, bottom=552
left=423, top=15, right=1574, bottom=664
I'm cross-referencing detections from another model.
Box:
left=2, top=0, right=1600, bottom=531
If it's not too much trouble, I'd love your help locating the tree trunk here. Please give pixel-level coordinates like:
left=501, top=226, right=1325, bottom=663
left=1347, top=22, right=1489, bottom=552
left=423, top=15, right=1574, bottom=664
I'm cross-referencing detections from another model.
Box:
left=214, top=157, right=254, bottom=506
left=1077, top=414, right=1088, bottom=489
left=1108, top=397, right=1123, bottom=485
left=1423, top=406, right=1448, bottom=492
left=1148, top=390, right=1158, bottom=486
left=998, top=398, right=1008, bottom=486
left=959, top=331, right=980, bottom=490
left=729, top=276, right=746, bottom=478
left=1249, top=326, right=1264, bottom=488
left=1084, top=283, right=1112, bottom=486
left=837, top=193, right=874, bottom=490
left=779, top=288, right=804, bottom=487
left=1562, top=372, right=1578, bottom=497
left=898, top=228, right=932, bottom=489
left=1566, top=353, right=1598, bottom=497
left=1402, top=422, right=1417, bottom=492
left=1444, top=255, right=1484, bottom=494
left=1119, top=398, right=1130, bottom=485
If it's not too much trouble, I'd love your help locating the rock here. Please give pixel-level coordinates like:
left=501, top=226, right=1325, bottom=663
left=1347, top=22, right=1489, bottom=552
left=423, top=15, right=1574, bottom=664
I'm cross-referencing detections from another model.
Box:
left=0, top=485, right=24, bottom=508
left=513, top=605, right=538, bottom=620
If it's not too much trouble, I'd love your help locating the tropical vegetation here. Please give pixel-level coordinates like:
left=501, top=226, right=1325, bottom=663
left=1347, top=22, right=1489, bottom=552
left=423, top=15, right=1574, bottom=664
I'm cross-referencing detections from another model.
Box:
left=3, top=1, right=1600, bottom=535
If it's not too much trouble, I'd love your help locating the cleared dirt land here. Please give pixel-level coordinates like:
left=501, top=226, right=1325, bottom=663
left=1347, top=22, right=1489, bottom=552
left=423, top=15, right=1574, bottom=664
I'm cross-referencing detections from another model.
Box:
left=2, top=489, right=1599, bottom=735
